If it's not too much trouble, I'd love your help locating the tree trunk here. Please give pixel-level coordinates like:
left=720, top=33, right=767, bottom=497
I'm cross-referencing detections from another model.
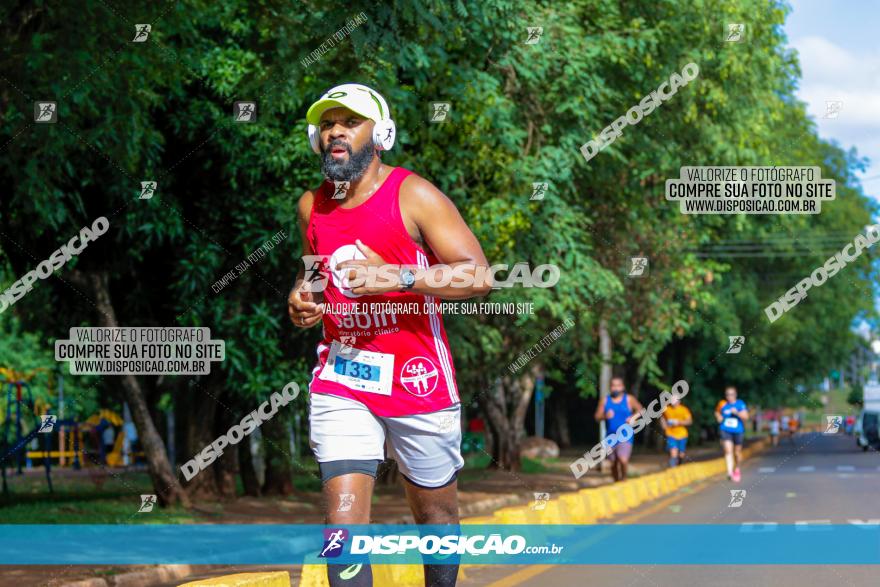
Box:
left=215, top=445, right=239, bottom=498
left=480, top=378, right=513, bottom=470
left=183, top=380, right=221, bottom=500
left=239, top=439, right=262, bottom=497
left=214, top=404, right=239, bottom=499
left=262, top=412, right=294, bottom=495
left=552, top=395, right=571, bottom=449
left=479, top=364, right=541, bottom=471
left=70, top=270, right=190, bottom=507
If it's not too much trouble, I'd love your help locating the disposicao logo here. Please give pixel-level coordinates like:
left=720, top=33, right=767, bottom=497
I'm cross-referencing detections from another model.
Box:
left=319, top=528, right=348, bottom=558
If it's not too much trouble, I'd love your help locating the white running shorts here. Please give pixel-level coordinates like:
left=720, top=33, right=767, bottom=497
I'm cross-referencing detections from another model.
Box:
left=308, top=392, right=464, bottom=488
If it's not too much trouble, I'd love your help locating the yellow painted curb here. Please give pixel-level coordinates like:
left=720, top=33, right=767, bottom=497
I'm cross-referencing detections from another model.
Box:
left=633, top=477, right=651, bottom=502
left=300, top=564, right=428, bottom=587
left=621, top=481, right=640, bottom=509
left=681, top=465, right=695, bottom=482
left=597, top=486, right=626, bottom=514
left=559, top=493, right=596, bottom=524
left=645, top=474, right=662, bottom=498
left=297, top=440, right=770, bottom=586
left=181, top=572, right=290, bottom=587
left=462, top=515, right=496, bottom=524
left=374, top=564, right=424, bottom=585
left=658, top=472, right=672, bottom=494
left=494, top=505, right=530, bottom=524
left=537, top=500, right=564, bottom=524
left=673, top=469, right=685, bottom=489
left=580, top=488, right=610, bottom=520
left=298, top=564, right=329, bottom=587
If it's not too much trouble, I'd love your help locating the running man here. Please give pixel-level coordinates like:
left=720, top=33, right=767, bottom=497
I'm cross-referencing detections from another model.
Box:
left=715, top=386, right=749, bottom=482
left=661, top=395, right=692, bottom=467
left=594, top=376, right=644, bottom=482
left=769, top=416, right=780, bottom=447
left=288, top=83, right=491, bottom=587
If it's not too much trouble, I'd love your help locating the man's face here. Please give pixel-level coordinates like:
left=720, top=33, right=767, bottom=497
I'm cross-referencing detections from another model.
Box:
left=725, top=388, right=737, bottom=402
left=319, top=107, right=376, bottom=182
left=610, top=378, right=625, bottom=395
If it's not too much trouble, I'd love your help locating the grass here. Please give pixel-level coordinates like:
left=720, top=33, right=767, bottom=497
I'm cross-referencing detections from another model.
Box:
left=461, top=453, right=554, bottom=474
left=1, top=470, right=196, bottom=524
left=0, top=498, right=197, bottom=524
left=1, top=452, right=559, bottom=523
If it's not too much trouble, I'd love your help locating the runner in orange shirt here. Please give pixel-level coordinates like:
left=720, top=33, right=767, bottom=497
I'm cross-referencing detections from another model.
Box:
left=661, top=395, right=693, bottom=467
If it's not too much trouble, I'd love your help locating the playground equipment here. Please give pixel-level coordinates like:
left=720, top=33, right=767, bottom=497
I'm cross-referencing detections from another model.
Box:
left=84, top=409, right=125, bottom=466
left=1, top=376, right=54, bottom=494
left=1, top=366, right=146, bottom=498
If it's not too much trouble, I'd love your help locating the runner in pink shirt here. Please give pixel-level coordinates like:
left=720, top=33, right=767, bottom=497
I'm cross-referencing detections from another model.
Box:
left=288, top=83, right=492, bottom=587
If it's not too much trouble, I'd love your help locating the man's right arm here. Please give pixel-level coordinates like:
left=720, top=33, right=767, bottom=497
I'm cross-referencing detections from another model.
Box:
left=287, top=190, right=323, bottom=328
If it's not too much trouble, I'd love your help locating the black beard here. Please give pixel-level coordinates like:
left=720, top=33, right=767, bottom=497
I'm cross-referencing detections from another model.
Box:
left=321, top=138, right=376, bottom=182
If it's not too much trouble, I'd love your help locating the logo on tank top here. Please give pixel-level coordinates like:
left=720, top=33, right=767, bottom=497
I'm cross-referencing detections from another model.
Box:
left=400, top=356, right=439, bottom=397
left=329, top=244, right=367, bottom=298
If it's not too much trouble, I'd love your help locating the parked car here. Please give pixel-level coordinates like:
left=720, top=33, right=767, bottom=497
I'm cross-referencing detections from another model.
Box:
left=855, top=410, right=880, bottom=451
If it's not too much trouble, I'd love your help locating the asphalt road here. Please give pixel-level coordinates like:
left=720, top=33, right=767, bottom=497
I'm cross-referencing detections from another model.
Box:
left=61, top=432, right=878, bottom=587
left=465, top=431, right=880, bottom=587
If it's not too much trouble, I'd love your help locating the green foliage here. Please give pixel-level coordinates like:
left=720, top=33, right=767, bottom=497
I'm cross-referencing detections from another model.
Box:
left=0, top=0, right=875, bottom=459
left=0, top=313, right=100, bottom=423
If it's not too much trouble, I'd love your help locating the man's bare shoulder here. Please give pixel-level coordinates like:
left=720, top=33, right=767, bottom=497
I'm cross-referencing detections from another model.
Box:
left=399, top=173, right=455, bottom=213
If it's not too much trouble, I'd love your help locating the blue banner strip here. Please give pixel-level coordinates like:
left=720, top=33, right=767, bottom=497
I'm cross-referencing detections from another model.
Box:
left=1, top=524, right=878, bottom=565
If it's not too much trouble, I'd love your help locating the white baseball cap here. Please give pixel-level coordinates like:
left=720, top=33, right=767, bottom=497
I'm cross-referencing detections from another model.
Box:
left=306, top=83, right=392, bottom=125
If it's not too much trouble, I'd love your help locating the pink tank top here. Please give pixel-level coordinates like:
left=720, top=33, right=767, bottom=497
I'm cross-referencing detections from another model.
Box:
left=306, top=167, right=460, bottom=417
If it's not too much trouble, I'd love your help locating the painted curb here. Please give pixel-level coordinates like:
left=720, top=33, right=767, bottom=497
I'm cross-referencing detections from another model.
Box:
left=180, top=571, right=290, bottom=586
left=297, top=438, right=768, bottom=586
left=61, top=565, right=195, bottom=587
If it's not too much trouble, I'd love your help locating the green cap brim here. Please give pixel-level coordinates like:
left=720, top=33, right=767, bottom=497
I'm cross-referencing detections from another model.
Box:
left=306, top=99, right=372, bottom=126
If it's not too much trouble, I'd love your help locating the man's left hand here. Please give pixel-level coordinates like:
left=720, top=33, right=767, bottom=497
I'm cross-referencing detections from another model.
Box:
left=337, top=239, right=402, bottom=295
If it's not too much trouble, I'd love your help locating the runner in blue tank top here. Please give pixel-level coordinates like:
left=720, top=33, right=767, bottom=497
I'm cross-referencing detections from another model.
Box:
left=715, top=385, right=750, bottom=482
left=594, top=376, right=645, bottom=482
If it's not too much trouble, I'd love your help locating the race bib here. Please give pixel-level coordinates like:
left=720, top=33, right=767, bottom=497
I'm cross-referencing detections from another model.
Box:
left=319, top=340, right=395, bottom=395
left=723, top=417, right=739, bottom=429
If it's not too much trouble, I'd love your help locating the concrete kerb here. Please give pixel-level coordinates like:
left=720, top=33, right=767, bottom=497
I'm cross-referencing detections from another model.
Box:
left=61, top=565, right=196, bottom=587
left=298, top=448, right=759, bottom=586
left=180, top=572, right=291, bottom=586
left=70, top=441, right=768, bottom=587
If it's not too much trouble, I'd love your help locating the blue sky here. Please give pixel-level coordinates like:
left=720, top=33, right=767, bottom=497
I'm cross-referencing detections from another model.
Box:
left=785, top=0, right=880, bottom=202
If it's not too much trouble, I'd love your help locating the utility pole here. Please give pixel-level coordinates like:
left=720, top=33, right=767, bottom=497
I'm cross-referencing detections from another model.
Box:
left=598, top=318, right=612, bottom=472
left=58, top=372, right=65, bottom=467
left=534, top=374, right=545, bottom=438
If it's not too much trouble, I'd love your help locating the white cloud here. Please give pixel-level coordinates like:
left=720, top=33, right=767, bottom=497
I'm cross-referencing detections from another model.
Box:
left=792, top=36, right=880, bottom=190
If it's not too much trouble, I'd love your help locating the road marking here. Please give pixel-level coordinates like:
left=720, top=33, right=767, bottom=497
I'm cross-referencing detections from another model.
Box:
left=785, top=492, right=797, bottom=498
left=837, top=465, right=855, bottom=472
left=797, top=466, right=815, bottom=472
left=487, top=478, right=718, bottom=587
left=758, top=466, right=776, bottom=473
left=795, top=519, right=832, bottom=530
left=741, top=522, right=778, bottom=531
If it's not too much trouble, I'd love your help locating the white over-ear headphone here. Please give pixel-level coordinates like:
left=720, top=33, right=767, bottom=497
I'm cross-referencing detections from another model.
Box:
left=307, top=84, right=396, bottom=154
